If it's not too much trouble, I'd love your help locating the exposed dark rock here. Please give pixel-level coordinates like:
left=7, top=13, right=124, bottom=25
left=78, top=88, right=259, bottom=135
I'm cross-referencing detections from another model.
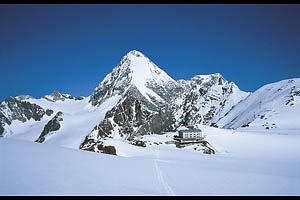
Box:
left=203, top=106, right=217, bottom=123
left=210, top=123, right=218, bottom=128
left=0, top=97, right=52, bottom=137
left=1, top=97, right=46, bottom=123
left=0, top=125, right=4, bottom=137
left=80, top=93, right=178, bottom=154
left=81, top=140, right=116, bottom=155
left=0, top=112, right=10, bottom=126
left=176, top=140, right=216, bottom=154
left=95, top=119, right=114, bottom=138
left=83, top=143, right=96, bottom=152
left=43, top=91, right=76, bottom=102
left=286, top=86, right=300, bottom=106
left=129, top=139, right=146, bottom=147
left=61, top=94, right=74, bottom=99
left=137, top=106, right=176, bottom=136
left=75, top=96, right=84, bottom=101
left=90, top=94, right=151, bottom=140
left=97, top=143, right=117, bottom=155
left=15, top=95, right=34, bottom=101
left=45, top=109, right=54, bottom=116
left=203, top=146, right=215, bottom=154
left=79, top=136, right=96, bottom=150
left=43, top=91, right=65, bottom=102
left=242, top=122, right=250, bottom=127
left=199, top=88, right=207, bottom=96
left=35, top=111, right=63, bottom=143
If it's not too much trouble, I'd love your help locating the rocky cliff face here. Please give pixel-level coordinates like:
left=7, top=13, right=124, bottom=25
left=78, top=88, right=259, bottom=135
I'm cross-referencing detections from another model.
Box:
left=173, top=73, right=249, bottom=128
left=0, top=97, right=54, bottom=137
left=35, top=111, right=64, bottom=143
left=80, top=91, right=176, bottom=152
left=89, top=50, right=182, bottom=111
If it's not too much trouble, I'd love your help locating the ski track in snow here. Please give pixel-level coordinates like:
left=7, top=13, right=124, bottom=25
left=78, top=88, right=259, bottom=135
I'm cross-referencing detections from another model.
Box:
left=153, top=149, right=175, bottom=196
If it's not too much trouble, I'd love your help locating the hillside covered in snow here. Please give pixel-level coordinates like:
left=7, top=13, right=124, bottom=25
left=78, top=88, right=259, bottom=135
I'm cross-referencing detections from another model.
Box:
left=216, top=78, right=300, bottom=133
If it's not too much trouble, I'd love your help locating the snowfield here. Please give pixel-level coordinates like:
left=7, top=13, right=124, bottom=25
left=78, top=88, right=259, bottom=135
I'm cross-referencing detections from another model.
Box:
left=1, top=125, right=299, bottom=196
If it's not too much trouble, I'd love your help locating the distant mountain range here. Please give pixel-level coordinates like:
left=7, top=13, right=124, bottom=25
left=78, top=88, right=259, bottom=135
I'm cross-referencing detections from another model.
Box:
left=1, top=50, right=299, bottom=155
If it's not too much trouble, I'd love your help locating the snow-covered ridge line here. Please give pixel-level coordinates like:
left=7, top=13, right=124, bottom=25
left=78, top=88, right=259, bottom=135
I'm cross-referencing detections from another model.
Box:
left=217, top=78, right=300, bottom=131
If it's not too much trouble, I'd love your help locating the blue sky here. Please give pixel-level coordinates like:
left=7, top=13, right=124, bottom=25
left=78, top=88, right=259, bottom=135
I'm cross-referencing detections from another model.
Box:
left=1, top=4, right=300, bottom=101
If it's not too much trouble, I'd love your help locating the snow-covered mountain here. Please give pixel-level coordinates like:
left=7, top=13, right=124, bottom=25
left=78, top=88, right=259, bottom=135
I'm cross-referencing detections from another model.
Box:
left=80, top=50, right=184, bottom=152
left=90, top=50, right=181, bottom=109
left=0, top=50, right=299, bottom=156
left=173, top=73, right=249, bottom=128
left=0, top=97, right=54, bottom=137
left=216, top=78, right=300, bottom=132
left=80, top=50, right=249, bottom=153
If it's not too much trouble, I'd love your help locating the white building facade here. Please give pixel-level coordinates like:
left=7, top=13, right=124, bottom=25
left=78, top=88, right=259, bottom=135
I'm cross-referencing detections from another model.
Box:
left=178, top=129, right=202, bottom=139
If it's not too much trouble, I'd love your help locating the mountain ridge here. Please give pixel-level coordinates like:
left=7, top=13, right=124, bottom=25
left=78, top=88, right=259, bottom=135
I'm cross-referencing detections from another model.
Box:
left=0, top=49, right=299, bottom=156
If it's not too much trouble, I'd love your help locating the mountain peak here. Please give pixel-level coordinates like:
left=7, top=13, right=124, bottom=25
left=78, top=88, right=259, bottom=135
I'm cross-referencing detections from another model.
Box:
left=120, top=50, right=149, bottom=67
left=190, top=73, right=228, bottom=87
left=125, top=50, right=145, bottom=57
left=90, top=50, right=179, bottom=107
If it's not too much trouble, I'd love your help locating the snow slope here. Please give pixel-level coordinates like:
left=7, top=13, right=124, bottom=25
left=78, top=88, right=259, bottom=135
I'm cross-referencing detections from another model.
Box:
left=1, top=124, right=299, bottom=195
left=217, top=78, right=300, bottom=132
left=6, top=95, right=121, bottom=149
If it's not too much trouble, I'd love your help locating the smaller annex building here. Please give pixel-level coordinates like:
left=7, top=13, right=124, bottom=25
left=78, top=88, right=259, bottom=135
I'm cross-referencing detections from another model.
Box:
left=173, top=129, right=204, bottom=147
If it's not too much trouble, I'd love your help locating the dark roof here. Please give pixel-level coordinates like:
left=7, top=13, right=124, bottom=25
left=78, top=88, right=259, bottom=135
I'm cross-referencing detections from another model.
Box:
left=179, top=129, right=202, bottom=133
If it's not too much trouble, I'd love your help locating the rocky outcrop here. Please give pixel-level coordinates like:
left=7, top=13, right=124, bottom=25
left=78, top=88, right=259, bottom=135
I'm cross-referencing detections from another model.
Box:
left=136, top=106, right=176, bottom=136
left=81, top=140, right=117, bottom=155
left=0, top=97, right=54, bottom=137
left=174, top=73, right=249, bottom=127
left=43, top=91, right=67, bottom=102
left=35, top=111, right=63, bottom=143
left=0, top=123, right=5, bottom=137
left=43, top=91, right=84, bottom=102
left=15, top=95, right=34, bottom=101
left=286, top=85, right=300, bottom=106
left=80, top=94, right=152, bottom=151
left=80, top=92, right=178, bottom=153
